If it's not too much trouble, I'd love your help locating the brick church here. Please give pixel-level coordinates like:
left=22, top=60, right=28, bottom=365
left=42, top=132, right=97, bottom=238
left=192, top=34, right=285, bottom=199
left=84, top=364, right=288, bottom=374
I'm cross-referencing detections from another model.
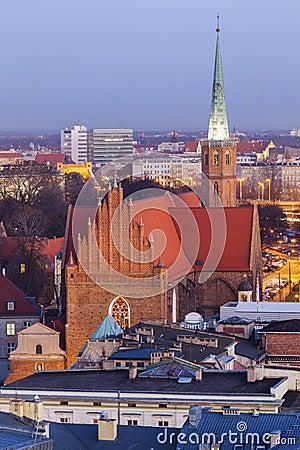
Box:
left=62, top=24, right=262, bottom=366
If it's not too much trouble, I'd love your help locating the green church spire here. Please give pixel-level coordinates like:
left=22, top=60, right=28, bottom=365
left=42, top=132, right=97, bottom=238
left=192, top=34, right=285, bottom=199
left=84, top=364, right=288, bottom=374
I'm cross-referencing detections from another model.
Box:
left=208, top=16, right=229, bottom=141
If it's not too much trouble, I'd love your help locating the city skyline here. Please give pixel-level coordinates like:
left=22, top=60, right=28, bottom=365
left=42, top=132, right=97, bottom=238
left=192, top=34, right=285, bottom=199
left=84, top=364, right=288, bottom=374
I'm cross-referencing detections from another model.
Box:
left=0, top=0, right=299, bottom=131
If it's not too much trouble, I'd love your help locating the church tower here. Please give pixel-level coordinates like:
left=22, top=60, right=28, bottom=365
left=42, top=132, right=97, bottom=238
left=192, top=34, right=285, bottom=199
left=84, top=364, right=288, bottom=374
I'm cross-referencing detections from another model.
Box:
left=201, top=18, right=237, bottom=207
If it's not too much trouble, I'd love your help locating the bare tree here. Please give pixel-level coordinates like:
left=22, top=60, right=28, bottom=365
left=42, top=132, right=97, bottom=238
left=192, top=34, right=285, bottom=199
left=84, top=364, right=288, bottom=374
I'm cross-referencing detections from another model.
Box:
left=7, top=206, right=47, bottom=237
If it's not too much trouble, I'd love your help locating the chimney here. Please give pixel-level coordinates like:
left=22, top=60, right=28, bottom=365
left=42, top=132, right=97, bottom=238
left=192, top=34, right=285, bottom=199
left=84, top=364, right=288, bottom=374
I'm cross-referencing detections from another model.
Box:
left=98, top=418, right=117, bottom=441
left=195, top=368, right=202, bottom=381
left=189, top=406, right=202, bottom=428
left=102, top=360, right=116, bottom=371
left=247, top=365, right=264, bottom=383
left=247, top=365, right=256, bottom=383
left=129, top=365, right=138, bottom=380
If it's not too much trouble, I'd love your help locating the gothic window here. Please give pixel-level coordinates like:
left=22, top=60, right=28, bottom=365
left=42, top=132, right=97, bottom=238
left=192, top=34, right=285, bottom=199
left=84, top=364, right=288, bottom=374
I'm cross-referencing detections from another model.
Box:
left=36, top=344, right=42, bottom=354
left=225, top=151, right=230, bottom=165
left=214, top=182, right=219, bottom=194
left=109, top=297, right=130, bottom=329
left=204, top=152, right=208, bottom=165
left=213, top=152, right=219, bottom=166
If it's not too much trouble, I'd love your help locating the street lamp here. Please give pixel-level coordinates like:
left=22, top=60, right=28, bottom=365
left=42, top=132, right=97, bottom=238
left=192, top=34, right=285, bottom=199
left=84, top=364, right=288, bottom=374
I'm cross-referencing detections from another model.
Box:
left=258, top=182, right=264, bottom=202
left=266, top=178, right=271, bottom=203
left=237, top=178, right=244, bottom=201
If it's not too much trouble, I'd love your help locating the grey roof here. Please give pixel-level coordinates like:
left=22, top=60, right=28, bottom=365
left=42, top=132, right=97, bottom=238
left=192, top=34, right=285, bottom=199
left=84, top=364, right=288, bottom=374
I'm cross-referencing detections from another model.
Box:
left=109, top=348, right=151, bottom=360
left=177, top=411, right=300, bottom=450
left=263, top=319, right=300, bottom=333
left=139, top=357, right=203, bottom=378
left=219, top=315, right=253, bottom=325
left=235, top=338, right=265, bottom=360
left=127, top=322, right=235, bottom=363
left=50, top=423, right=177, bottom=450
left=0, top=412, right=53, bottom=450
left=3, top=369, right=283, bottom=396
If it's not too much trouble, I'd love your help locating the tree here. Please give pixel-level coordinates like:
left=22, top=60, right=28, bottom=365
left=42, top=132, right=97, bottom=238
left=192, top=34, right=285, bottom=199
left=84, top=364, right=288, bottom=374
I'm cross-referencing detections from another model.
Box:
left=7, top=206, right=46, bottom=237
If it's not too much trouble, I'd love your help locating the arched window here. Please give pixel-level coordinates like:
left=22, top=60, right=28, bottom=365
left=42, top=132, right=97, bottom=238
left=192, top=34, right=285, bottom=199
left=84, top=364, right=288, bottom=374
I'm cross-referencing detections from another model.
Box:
left=109, top=297, right=130, bottom=329
left=225, top=151, right=230, bottom=165
left=204, top=152, right=208, bottom=165
left=35, top=363, right=43, bottom=371
left=36, top=344, right=42, bottom=355
left=214, top=182, right=219, bottom=194
left=213, top=152, right=219, bottom=166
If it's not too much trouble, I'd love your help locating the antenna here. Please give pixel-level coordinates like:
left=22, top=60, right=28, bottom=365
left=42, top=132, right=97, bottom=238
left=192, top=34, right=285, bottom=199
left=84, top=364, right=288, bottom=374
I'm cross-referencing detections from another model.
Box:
left=216, top=13, right=220, bottom=33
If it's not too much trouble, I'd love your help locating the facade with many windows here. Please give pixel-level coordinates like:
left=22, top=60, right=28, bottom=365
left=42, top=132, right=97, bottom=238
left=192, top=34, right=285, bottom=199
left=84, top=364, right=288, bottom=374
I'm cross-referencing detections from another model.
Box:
left=0, top=273, right=40, bottom=381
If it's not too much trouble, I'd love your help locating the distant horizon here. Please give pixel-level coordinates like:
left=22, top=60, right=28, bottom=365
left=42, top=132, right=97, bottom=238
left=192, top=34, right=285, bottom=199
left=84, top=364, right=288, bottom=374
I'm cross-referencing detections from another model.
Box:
left=0, top=127, right=298, bottom=137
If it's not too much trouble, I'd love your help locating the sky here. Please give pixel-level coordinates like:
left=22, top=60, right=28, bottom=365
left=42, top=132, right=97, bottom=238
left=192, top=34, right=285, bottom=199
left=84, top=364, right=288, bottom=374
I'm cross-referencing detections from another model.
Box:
left=0, top=0, right=299, bottom=132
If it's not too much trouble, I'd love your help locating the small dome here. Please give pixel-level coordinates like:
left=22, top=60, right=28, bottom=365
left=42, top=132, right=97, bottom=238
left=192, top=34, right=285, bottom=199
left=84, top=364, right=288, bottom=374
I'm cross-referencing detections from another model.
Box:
left=238, top=280, right=253, bottom=292
left=185, top=312, right=203, bottom=325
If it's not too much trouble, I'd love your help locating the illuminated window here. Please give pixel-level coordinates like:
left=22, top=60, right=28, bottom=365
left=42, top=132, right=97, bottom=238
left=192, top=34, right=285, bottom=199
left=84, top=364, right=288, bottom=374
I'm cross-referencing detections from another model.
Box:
left=6, top=323, right=15, bottom=335
left=109, top=297, right=130, bottom=329
left=20, top=264, right=26, bottom=273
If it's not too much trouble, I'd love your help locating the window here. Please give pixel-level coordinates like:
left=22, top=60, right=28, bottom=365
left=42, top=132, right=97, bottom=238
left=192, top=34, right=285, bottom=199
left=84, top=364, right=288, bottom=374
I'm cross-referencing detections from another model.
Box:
left=35, top=363, right=43, bottom=371
left=36, top=344, right=42, bottom=354
left=158, top=421, right=169, bottom=427
left=60, top=401, right=68, bottom=405
left=60, top=418, right=71, bottom=423
left=20, top=264, right=26, bottom=273
left=128, top=403, right=136, bottom=408
left=6, top=301, right=15, bottom=311
left=128, top=419, right=138, bottom=425
left=7, top=342, right=15, bottom=354
left=213, top=152, right=219, bottom=166
left=137, top=362, right=144, bottom=368
left=225, top=151, right=230, bottom=165
left=204, top=152, right=208, bottom=165
left=214, top=182, right=219, bottom=195
left=6, top=323, right=15, bottom=336
left=93, top=401, right=102, bottom=406
left=159, top=404, right=167, bottom=408
left=23, top=321, right=31, bottom=329
left=116, top=362, right=121, bottom=368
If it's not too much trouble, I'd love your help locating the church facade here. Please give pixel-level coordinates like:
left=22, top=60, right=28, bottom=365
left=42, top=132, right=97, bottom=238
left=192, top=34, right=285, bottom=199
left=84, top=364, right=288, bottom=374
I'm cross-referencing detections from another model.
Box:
left=62, top=23, right=262, bottom=366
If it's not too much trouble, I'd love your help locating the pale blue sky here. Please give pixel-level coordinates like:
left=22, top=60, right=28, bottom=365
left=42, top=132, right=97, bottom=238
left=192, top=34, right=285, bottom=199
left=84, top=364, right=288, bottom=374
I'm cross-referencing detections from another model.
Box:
left=0, top=0, right=299, bottom=131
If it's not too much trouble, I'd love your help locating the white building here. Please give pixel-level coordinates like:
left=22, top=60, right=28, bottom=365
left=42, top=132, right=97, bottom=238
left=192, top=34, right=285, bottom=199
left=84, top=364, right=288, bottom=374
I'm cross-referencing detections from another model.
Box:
left=61, top=125, right=90, bottom=164
left=93, top=129, right=133, bottom=165
left=132, top=156, right=201, bottom=186
left=220, top=301, right=300, bottom=323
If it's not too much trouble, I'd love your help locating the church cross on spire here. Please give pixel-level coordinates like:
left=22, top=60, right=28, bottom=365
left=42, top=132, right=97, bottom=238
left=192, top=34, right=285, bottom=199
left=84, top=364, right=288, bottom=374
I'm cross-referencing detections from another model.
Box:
left=208, top=15, right=229, bottom=141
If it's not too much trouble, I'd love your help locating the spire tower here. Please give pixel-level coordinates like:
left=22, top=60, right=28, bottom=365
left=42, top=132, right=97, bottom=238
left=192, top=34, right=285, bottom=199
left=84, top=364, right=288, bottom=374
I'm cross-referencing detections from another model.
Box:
left=201, top=16, right=237, bottom=207
left=208, top=15, right=229, bottom=141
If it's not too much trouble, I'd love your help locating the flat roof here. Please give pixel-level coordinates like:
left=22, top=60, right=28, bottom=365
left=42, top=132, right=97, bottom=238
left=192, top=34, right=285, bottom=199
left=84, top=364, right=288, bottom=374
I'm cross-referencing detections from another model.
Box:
left=3, top=370, right=282, bottom=396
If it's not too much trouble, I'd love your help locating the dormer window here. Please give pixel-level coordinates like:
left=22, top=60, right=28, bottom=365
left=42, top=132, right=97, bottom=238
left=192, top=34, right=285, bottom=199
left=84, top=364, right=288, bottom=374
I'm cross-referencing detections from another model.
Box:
left=6, top=301, right=15, bottom=311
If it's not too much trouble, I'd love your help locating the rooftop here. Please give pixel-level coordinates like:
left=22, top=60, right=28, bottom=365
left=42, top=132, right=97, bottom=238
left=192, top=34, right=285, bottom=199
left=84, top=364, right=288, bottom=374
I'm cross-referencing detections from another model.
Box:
left=3, top=369, right=282, bottom=396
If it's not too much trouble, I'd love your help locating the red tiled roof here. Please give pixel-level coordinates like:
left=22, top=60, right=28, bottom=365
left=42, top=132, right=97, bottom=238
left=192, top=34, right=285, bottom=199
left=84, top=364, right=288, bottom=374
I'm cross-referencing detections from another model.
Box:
left=35, top=153, right=65, bottom=164
left=237, top=141, right=270, bottom=154
left=0, top=152, right=23, bottom=159
left=63, top=196, right=254, bottom=280
left=184, top=142, right=198, bottom=152
left=0, top=273, right=40, bottom=315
